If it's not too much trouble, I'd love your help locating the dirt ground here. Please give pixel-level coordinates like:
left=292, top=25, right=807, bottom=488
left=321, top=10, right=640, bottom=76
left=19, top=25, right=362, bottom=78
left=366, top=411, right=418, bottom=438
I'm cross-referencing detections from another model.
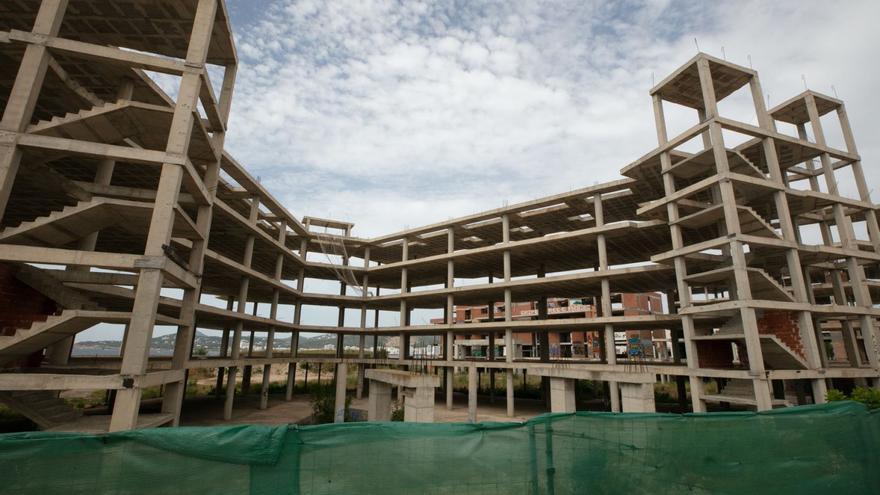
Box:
left=173, top=390, right=548, bottom=427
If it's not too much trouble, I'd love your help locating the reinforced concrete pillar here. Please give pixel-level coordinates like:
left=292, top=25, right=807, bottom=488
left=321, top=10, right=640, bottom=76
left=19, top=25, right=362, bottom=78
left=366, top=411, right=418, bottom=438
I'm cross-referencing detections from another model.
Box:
left=404, top=387, right=435, bottom=422
left=620, top=383, right=655, bottom=412
left=224, top=366, right=237, bottom=420
left=609, top=382, right=621, bottom=413
left=506, top=368, right=515, bottom=417
left=367, top=381, right=392, bottom=421
left=446, top=366, right=454, bottom=410
left=260, top=365, right=271, bottom=410
left=214, top=367, right=224, bottom=398
left=356, top=364, right=366, bottom=399
left=285, top=363, right=296, bottom=401
left=468, top=365, right=478, bottom=423
left=549, top=377, right=576, bottom=413
left=334, top=362, right=348, bottom=423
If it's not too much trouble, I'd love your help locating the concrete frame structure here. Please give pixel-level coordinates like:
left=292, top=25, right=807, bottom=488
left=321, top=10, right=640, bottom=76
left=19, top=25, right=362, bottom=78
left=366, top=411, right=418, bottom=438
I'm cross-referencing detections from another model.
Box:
left=1, top=2, right=879, bottom=432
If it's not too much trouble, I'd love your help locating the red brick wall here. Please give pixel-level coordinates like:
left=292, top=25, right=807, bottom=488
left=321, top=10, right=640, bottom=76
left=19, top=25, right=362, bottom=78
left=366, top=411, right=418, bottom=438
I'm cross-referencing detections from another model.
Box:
left=757, top=310, right=805, bottom=360
left=0, top=263, right=58, bottom=336
left=621, top=292, right=662, bottom=315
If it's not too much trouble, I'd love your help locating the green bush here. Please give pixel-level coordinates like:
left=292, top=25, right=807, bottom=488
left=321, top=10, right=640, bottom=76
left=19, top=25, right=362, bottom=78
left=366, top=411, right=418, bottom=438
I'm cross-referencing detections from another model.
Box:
left=654, top=382, right=678, bottom=403
left=309, top=383, right=351, bottom=424
left=391, top=400, right=404, bottom=421
left=826, top=388, right=847, bottom=402
left=826, top=387, right=880, bottom=409
left=850, top=387, right=880, bottom=410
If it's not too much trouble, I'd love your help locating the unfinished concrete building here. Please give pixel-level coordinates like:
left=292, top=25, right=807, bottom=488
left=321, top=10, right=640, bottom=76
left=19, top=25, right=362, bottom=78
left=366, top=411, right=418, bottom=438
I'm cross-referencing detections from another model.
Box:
left=1, top=0, right=878, bottom=432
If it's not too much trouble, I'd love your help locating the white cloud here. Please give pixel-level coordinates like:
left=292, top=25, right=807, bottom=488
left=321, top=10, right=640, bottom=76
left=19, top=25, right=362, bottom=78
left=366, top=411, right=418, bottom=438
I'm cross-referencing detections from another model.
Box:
left=218, top=0, right=880, bottom=237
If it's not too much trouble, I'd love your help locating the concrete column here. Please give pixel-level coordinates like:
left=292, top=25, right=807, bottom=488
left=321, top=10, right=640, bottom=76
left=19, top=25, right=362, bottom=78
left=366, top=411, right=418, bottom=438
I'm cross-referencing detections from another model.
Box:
left=224, top=364, right=238, bottom=420
left=356, top=364, right=366, bottom=399
left=506, top=368, right=515, bottom=417
left=620, top=383, right=656, bottom=412
left=594, top=194, right=621, bottom=413
left=260, top=366, right=271, bottom=410
left=609, top=382, right=621, bottom=413
left=285, top=363, right=296, bottom=401
left=653, top=84, right=705, bottom=414
left=110, top=0, right=221, bottom=431
left=367, top=381, right=392, bottom=421
left=549, top=378, right=576, bottom=413
left=358, top=247, right=370, bottom=360
left=215, top=298, right=234, bottom=399
left=399, top=238, right=409, bottom=361
left=749, top=78, right=828, bottom=403
left=501, top=215, right=515, bottom=417
left=467, top=365, right=477, bottom=423
left=214, top=367, right=225, bottom=399
left=334, top=362, right=348, bottom=423
left=0, top=0, right=69, bottom=218
left=446, top=366, right=454, bottom=410
left=403, top=387, right=435, bottom=422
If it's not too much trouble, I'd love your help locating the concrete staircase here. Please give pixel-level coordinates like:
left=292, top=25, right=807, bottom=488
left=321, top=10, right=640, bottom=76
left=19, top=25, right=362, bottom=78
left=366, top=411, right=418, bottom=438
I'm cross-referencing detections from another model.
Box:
left=0, top=310, right=133, bottom=363
left=676, top=204, right=780, bottom=239
left=0, top=197, right=200, bottom=246
left=26, top=100, right=216, bottom=162
left=0, top=390, right=81, bottom=429
left=702, top=379, right=790, bottom=408
left=27, top=101, right=125, bottom=135
left=684, top=266, right=794, bottom=302
left=760, top=335, right=808, bottom=369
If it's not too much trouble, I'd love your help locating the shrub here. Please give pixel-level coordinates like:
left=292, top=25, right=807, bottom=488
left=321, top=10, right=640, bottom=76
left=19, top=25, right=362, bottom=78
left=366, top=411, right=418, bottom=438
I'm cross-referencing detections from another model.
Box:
left=850, top=387, right=880, bottom=410
left=391, top=400, right=404, bottom=421
left=309, top=383, right=351, bottom=424
left=826, top=388, right=847, bottom=402
left=826, top=387, right=880, bottom=409
left=654, top=382, right=678, bottom=403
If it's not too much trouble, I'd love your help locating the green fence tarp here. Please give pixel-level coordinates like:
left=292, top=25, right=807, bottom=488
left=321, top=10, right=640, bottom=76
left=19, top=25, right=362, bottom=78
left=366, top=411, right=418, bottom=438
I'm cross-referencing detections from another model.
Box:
left=1, top=401, right=878, bottom=494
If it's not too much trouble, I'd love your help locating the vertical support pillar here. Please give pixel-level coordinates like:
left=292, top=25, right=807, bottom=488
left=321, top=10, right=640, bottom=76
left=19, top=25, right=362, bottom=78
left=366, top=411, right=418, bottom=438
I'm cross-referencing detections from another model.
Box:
left=357, top=247, right=370, bottom=398
left=501, top=213, right=515, bottom=416
left=0, top=0, right=69, bottom=219
left=446, top=227, right=455, bottom=367
left=697, top=59, right=772, bottom=410
left=399, top=238, right=409, bottom=361
left=549, top=378, right=576, bottom=413
left=749, top=80, right=827, bottom=401
left=334, top=362, right=348, bottom=423
left=285, top=363, right=296, bottom=401
left=292, top=236, right=308, bottom=357
left=653, top=91, right=706, bottom=413
left=446, top=366, right=454, bottom=410
left=367, top=381, right=392, bottom=421
left=111, top=0, right=220, bottom=431
left=260, top=221, right=286, bottom=410
left=223, top=196, right=259, bottom=421
left=594, top=194, right=621, bottom=412
left=467, top=365, right=477, bottom=423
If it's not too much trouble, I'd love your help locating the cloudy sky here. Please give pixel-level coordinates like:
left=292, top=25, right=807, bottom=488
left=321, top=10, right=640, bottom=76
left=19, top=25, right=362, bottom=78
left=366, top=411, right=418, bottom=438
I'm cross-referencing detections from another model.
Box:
left=76, top=0, right=880, bottom=341
left=218, top=0, right=880, bottom=238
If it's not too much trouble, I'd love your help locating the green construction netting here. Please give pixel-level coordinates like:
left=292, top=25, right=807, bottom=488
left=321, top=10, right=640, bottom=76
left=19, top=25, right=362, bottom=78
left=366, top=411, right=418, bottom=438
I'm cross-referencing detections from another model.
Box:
left=1, top=401, right=878, bottom=494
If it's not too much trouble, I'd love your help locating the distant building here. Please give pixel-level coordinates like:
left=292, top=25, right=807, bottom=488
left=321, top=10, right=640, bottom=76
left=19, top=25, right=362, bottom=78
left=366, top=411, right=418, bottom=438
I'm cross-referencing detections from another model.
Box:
left=431, top=293, right=669, bottom=361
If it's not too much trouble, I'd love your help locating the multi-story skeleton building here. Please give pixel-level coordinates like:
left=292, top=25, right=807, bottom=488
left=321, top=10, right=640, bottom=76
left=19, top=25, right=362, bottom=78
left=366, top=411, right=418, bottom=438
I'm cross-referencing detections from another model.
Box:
left=434, top=294, right=669, bottom=361
left=0, top=0, right=878, bottom=431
